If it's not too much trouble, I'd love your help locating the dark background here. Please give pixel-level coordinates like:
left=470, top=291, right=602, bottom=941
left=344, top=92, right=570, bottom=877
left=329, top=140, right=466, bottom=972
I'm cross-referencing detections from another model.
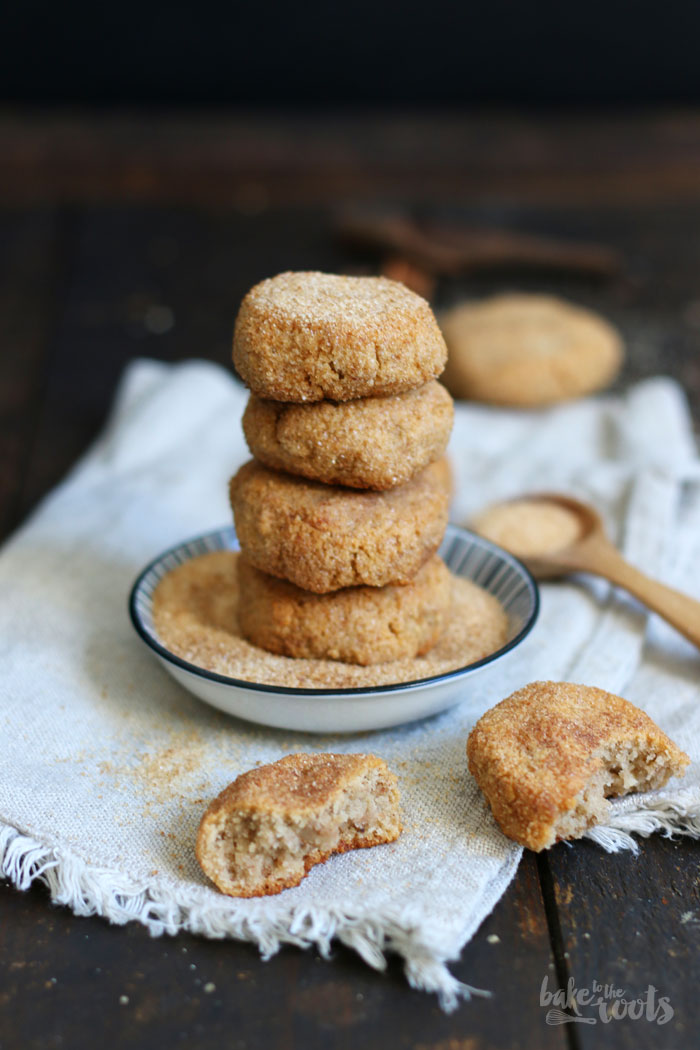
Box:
left=4, top=0, right=700, bottom=107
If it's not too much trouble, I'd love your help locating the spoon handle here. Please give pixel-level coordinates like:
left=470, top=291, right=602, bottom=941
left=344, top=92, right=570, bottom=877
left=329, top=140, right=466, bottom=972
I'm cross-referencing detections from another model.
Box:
left=584, top=542, right=700, bottom=649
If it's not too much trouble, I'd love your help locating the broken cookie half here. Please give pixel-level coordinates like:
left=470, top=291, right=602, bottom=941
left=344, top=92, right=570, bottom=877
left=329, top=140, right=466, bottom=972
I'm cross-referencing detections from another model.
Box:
left=467, top=681, right=690, bottom=851
left=196, top=753, right=401, bottom=896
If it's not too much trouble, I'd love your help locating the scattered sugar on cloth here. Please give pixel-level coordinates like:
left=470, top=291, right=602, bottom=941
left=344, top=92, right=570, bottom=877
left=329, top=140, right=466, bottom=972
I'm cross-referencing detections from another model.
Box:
left=2, top=359, right=700, bottom=1011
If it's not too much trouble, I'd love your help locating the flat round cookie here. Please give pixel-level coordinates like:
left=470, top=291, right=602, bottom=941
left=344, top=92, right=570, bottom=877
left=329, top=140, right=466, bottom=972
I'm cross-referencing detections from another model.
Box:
left=229, top=457, right=451, bottom=593
left=242, top=381, right=453, bottom=491
left=233, top=271, right=447, bottom=402
left=467, top=680, right=689, bottom=851
left=196, top=753, right=401, bottom=897
left=237, top=554, right=451, bottom=665
left=440, top=294, right=623, bottom=406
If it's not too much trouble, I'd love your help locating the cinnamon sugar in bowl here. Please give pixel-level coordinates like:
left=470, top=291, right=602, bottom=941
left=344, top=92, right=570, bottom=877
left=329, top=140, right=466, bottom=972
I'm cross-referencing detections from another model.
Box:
left=129, top=524, right=539, bottom=733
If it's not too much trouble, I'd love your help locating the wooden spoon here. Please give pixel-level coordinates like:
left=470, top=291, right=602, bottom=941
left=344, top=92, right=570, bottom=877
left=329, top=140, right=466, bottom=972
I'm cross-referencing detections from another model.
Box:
left=511, top=493, right=700, bottom=650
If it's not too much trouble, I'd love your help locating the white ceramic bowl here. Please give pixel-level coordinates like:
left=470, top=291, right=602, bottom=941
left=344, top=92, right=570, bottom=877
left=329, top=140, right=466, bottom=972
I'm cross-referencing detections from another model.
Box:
left=129, top=524, right=539, bottom=733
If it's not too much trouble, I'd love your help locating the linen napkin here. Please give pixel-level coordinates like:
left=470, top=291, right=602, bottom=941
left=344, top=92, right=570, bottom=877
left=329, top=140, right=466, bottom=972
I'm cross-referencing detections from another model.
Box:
left=2, top=359, right=699, bottom=1011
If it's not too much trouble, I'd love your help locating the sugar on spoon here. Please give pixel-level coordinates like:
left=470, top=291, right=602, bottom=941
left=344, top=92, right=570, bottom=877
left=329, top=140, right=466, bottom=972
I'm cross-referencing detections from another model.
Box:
left=470, top=494, right=700, bottom=650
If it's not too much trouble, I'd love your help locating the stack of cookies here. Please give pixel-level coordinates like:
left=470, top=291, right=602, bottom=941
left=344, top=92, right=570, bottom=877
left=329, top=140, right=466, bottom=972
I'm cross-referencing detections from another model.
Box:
left=229, top=271, right=455, bottom=666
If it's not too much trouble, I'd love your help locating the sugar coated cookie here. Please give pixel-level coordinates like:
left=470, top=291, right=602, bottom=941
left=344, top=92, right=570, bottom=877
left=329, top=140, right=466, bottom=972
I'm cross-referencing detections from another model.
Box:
left=467, top=681, right=689, bottom=851
left=237, top=554, right=451, bottom=665
left=242, top=380, right=453, bottom=490
left=233, top=271, right=447, bottom=402
left=196, top=753, right=401, bottom=897
left=230, top=457, right=451, bottom=593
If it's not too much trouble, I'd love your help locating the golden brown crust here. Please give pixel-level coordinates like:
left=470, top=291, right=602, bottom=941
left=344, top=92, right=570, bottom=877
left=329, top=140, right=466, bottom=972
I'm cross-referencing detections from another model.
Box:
left=233, top=271, right=447, bottom=402
left=203, top=753, right=385, bottom=815
left=237, top=554, right=451, bottom=665
left=242, top=381, right=454, bottom=491
left=230, top=457, right=451, bottom=593
left=196, top=753, right=401, bottom=897
left=441, top=294, right=623, bottom=406
left=467, top=681, right=690, bottom=851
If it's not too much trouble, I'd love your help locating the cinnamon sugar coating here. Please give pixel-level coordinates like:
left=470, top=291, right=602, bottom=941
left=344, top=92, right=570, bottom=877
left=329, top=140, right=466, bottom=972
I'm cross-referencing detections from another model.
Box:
left=471, top=498, right=581, bottom=557
left=242, top=380, right=453, bottom=491
left=229, top=457, right=451, bottom=593
left=441, top=294, right=623, bottom=406
left=233, top=271, right=447, bottom=402
left=237, top=554, right=451, bottom=665
left=151, top=550, right=509, bottom=689
left=467, top=681, right=689, bottom=851
left=196, top=753, right=401, bottom=897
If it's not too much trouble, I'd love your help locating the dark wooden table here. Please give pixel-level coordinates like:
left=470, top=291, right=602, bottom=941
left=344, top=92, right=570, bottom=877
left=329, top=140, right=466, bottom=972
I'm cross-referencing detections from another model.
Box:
left=2, top=110, right=700, bottom=1050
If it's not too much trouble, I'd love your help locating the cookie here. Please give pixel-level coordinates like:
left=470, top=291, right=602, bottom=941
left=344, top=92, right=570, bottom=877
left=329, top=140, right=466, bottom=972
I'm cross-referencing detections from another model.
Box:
left=230, top=457, right=451, bottom=593
left=471, top=498, right=582, bottom=558
left=440, top=294, right=623, bottom=406
left=237, top=554, right=451, bottom=665
left=233, top=271, right=447, bottom=402
left=242, top=380, right=453, bottom=491
left=196, top=753, right=401, bottom=897
left=467, top=681, right=689, bottom=851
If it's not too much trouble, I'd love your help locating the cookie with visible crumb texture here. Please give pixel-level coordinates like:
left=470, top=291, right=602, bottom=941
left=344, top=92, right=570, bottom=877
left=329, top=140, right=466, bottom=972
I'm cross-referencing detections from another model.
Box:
left=237, top=554, right=451, bottom=665
left=196, top=753, right=401, bottom=897
left=467, top=681, right=689, bottom=851
left=441, top=294, right=623, bottom=406
left=230, top=457, right=451, bottom=593
left=242, top=380, right=453, bottom=491
left=233, top=271, right=447, bottom=403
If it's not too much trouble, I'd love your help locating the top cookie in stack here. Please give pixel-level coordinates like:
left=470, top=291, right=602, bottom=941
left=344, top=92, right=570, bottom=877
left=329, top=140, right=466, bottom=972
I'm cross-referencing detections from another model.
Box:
left=234, top=271, right=447, bottom=403
left=230, top=271, right=455, bottom=667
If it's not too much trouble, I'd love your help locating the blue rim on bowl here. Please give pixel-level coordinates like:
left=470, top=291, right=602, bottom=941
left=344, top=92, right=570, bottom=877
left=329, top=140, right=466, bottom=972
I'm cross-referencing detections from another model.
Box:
left=129, top=523, right=540, bottom=697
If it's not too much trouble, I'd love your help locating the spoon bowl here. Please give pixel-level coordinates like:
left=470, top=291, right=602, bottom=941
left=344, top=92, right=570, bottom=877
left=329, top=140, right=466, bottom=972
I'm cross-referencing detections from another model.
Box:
left=513, top=492, right=606, bottom=579
left=495, top=493, right=700, bottom=650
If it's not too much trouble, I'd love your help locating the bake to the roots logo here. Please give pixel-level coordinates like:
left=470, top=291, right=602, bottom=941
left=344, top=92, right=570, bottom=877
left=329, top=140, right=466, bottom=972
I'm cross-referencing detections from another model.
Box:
left=540, top=975, right=674, bottom=1025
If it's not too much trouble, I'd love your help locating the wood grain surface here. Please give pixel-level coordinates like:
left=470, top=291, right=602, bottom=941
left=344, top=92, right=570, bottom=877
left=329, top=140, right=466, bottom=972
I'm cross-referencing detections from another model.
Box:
left=1, top=110, right=699, bottom=1050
